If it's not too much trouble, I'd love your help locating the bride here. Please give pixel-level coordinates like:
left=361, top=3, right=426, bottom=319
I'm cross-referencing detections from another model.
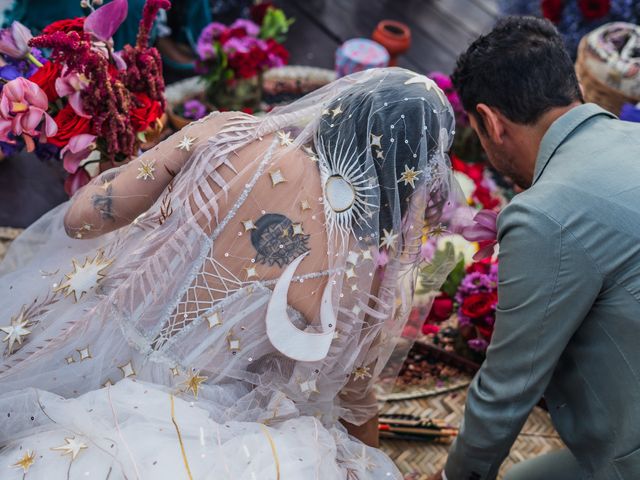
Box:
left=0, top=67, right=455, bottom=479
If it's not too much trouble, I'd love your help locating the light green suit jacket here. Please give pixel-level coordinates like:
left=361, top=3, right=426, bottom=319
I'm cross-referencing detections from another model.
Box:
left=445, top=104, right=640, bottom=480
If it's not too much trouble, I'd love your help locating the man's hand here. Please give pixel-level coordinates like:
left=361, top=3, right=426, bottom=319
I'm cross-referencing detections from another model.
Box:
left=428, top=470, right=443, bottom=480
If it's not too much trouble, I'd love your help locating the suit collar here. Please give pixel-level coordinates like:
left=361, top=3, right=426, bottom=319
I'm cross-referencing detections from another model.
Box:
left=533, top=103, right=616, bottom=185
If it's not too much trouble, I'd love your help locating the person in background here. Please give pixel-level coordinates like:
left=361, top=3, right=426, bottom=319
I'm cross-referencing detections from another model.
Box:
left=430, top=16, right=640, bottom=480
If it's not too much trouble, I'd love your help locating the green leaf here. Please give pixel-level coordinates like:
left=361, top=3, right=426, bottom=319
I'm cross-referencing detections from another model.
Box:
left=416, top=242, right=459, bottom=295
left=259, top=8, right=294, bottom=42
left=441, top=258, right=466, bottom=298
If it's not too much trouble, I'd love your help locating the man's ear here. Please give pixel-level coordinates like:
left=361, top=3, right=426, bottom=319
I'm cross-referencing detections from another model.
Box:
left=476, top=103, right=504, bottom=144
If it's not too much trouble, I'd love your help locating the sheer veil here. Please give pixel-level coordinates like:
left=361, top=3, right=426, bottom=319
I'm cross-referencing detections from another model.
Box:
left=0, top=67, right=458, bottom=444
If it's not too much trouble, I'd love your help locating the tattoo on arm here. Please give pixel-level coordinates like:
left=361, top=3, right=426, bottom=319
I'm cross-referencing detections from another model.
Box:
left=251, top=213, right=310, bottom=267
left=91, top=184, right=115, bottom=221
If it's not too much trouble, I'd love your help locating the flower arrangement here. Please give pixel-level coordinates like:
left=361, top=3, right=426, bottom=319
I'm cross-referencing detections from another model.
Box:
left=195, top=3, right=292, bottom=109
left=0, top=0, right=169, bottom=195
left=499, top=0, right=640, bottom=57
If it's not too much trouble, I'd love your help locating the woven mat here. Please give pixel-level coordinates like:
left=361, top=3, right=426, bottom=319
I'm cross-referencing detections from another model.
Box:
left=379, top=385, right=564, bottom=479
left=0, top=227, right=21, bottom=261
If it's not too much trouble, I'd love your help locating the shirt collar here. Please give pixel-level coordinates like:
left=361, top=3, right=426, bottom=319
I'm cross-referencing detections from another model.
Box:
left=533, top=103, right=617, bottom=185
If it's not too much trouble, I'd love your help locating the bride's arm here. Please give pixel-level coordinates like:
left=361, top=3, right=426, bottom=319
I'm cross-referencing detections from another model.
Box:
left=63, top=112, right=232, bottom=239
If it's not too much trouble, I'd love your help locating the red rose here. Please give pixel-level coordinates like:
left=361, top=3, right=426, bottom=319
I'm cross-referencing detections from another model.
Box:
left=130, top=93, right=163, bottom=132
left=42, top=17, right=86, bottom=35
left=29, top=61, right=63, bottom=102
left=541, top=0, right=564, bottom=23
left=49, top=104, right=92, bottom=148
left=578, top=0, right=610, bottom=20
left=466, top=260, right=492, bottom=275
left=473, top=184, right=501, bottom=210
left=426, top=294, right=454, bottom=323
left=251, top=2, right=274, bottom=25
left=461, top=292, right=497, bottom=319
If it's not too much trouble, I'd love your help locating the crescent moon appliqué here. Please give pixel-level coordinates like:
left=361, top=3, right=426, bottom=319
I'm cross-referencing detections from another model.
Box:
left=266, top=253, right=337, bottom=362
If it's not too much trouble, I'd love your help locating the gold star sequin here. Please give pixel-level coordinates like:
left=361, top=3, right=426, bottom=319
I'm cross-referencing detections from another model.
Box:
left=292, top=223, right=304, bottom=236
left=331, top=105, right=343, bottom=118
left=183, top=369, right=208, bottom=398
left=398, top=165, right=422, bottom=188
left=118, top=361, right=135, bottom=378
left=370, top=133, right=382, bottom=148
left=52, top=437, right=88, bottom=460
left=277, top=131, right=293, bottom=147
left=54, top=251, right=113, bottom=303
left=242, top=219, right=256, bottom=231
left=375, top=149, right=385, bottom=160
left=347, top=251, right=359, bottom=265
left=227, top=332, right=241, bottom=352
left=136, top=159, right=156, bottom=180
left=205, top=311, right=222, bottom=328
left=1, top=307, right=31, bottom=354
left=361, top=249, right=373, bottom=261
left=322, top=108, right=330, bottom=116
left=76, top=346, right=91, bottom=361
left=170, top=367, right=180, bottom=377
left=380, top=228, right=398, bottom=250
left=269, top=169, right=286, bottom=187
left=404, top=73, right=447, bottom=106
left=176, top=135, right=196, bottom=152
left=11, top=450, right=36, bottom=472
left=353, top=366, right=372, bottom=381
left=345, top=267, right=357, bottom=280
left=300, top=199, right=311, bottom=211
left=297, top=377, right=319, bottom=394
left=245, top=266, right=258, bottom=280
left=66, top=356, right=75, bottom=364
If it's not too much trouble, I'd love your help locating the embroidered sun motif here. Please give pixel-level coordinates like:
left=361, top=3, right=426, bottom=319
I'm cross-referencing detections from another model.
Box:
left=54, top=251, right=113, bottom=303
left=316, top=132, right=377, bottom=242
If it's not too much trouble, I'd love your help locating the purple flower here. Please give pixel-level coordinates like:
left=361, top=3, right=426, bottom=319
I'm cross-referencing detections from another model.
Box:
left=0, top=22, right=33, bottom=59
left=230, top=19, right=261, bottom=37
left=196, top=22, right=226, bottom=61
left=84, top=0, right=128, bottom=42
left=182, top=99, right=207, bottom=120
left=0, top=64, right=22, bottom=81
left=468, top=338, right=489, bottom=352
left=223, top=36, right=256, bottom=55
left=462, top=209, right=498, bottom=261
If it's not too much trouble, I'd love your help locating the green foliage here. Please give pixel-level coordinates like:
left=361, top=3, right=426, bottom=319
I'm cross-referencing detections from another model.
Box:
left=259, top=8, right=295, bottom=43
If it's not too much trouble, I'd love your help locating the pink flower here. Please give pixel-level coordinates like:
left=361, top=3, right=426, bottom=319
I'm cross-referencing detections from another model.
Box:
left=420, top=239, right=436, bottom=262
left=230, top=19, right=261, bottom=37
left=0, top=77, right=57, bottom=148
left=61, top=133, right=96, bottom=173
left=64, top=168, right=91, bottom=196
left=462, top=209, right=498, bottom=261
left=84, top=0, right=128, bottom=42
left=0, top=21, right=33, bottom=59
left=55, top=68, right=90, bottom=118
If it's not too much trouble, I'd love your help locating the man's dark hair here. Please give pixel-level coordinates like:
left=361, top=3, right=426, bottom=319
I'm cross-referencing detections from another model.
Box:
left=452, top=16, right=583, bottom=128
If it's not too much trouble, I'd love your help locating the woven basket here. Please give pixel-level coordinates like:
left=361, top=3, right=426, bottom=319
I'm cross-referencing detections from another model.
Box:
left=575, top=36, right=640, bottom=115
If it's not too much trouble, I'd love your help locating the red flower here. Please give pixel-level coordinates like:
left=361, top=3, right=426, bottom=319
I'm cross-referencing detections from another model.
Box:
left=578, top=0, right=610, bottom=20
left=251, top=2, right=274, bottom=25
left=422, top=324, right=441, bottom=336
left=466, top=260, right=492, bottom=275
left=42, top=17, right=86, bottom=36
left=461, top=292, right=497, bottom=319
left=426, top=294, right=454, bottom=323
left=130, top=92, right=163, bottom=132
left=49, top=104, right=92, bottom=147
left=476, top=324, right=494, bottom=341
left=219, top=27, right=249, bottom=46
left=473, top=184, right=501, bottom=210
left=28, top=61, right=63, bottom=102
left=452, top=156, right=484, bottom=184
left=541, top=0, right=564, bottom=23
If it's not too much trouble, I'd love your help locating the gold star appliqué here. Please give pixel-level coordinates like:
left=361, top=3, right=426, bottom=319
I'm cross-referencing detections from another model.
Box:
left=11, top=450, right=36, bottom=472
left=398, top=165, right=422, bottom=188
left=54, top=251, right=112, bottom=303
left=1, top=306, right=31, bottom=354
left=183, top=369, right=208, bottom=398
left=136, top=159, right=156, bottom=180
left=176, top=135, right=196, bottom=152
left=51, top=437, right=88, bottom=460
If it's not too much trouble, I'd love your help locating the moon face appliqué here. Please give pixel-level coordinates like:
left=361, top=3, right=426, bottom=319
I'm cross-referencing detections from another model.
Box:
left=325, top=175, right=356, bottom=213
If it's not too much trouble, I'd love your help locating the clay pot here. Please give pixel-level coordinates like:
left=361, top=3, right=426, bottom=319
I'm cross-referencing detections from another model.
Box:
left=372, top=20, right=411, bottom=66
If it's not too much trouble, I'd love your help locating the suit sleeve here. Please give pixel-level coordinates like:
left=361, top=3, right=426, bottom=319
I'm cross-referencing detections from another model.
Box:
left=444, top=201, right=602, bottom=480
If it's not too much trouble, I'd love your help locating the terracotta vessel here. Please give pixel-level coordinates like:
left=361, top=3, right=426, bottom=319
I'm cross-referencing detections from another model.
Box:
left=372, top=20, right=411, bottom=67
